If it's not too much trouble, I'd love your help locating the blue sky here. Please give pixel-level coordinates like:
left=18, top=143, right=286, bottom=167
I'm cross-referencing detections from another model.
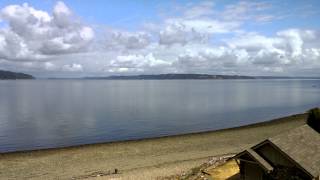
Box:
left=0, top=0, right=319, bottom=77
left=1, top=0, right=318, bottom=31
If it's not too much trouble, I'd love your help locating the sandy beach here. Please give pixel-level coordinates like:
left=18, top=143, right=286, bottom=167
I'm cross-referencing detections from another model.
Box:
left=0, top=113, right=307, bottom=180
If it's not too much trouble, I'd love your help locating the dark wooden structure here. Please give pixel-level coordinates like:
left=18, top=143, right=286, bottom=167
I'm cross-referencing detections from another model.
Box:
left=235, top=125, right=320, bottom=180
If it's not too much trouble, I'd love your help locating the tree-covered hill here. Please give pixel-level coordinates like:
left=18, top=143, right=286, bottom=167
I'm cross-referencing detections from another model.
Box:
left=0, top=70, right=34, bottom=80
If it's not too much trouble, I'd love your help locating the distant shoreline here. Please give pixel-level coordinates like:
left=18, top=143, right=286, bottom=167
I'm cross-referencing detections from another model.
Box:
left=48, top=74, right=320, bottom=80
left=0, top=70, right=34, bottom=80
left=84, top=74, right=320, bottom=80
left=1, top=71, right=319, bottom=80
left=84, top=74, right=255, bottom=80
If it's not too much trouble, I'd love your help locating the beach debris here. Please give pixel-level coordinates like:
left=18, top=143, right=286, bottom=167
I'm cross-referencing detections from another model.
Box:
left=158, top=154, right=235, bottom=180
left=71, top=169, right=120, bottom=179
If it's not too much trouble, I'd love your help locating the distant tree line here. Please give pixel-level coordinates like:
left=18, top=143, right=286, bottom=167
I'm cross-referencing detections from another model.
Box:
left=85, top=74, right=255, bottom=80
left=0, top=70, right=34, bottom=79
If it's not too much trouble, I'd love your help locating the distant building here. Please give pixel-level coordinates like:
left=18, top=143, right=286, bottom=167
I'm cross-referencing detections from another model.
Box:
left=234, top=124, right=320, bottom=180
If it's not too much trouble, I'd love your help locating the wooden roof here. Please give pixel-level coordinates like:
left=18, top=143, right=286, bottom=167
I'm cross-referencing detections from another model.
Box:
left=268, top=125, right=320, bottom=178
left=234, top=124, right=320, bottom=178
left=234, top=148, right=274, bottom=173
left=246, top=148, right=274, bottom=172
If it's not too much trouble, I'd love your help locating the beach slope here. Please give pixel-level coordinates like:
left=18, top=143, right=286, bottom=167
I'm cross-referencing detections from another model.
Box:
left=0, top=113, right=306, bottom=180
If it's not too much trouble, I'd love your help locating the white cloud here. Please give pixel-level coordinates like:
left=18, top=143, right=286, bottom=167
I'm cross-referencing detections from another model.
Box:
left=277, top=29, right=317, bottom=57
left=253, top=50, right=289, bottom=65
left=0, top=29, right=46, bottom=61
left=227, top=29, right=320, bottom=67
left=178, top=19, right=239, bottom=34
left=0, top=1, right=94, bottom=61
left=44, top=62, right=57, bottom=71
left=227, top=33, right=284, bottom=52
left=183, top=1, right=215, bottom=19
left=100, top=26, right=320, bottom=76
left=221, top=1, right=273, bottom=22
left=175, top=46, right=250, bottom=72
left=106, top=53, right=172, bottom=73
left=0, top=1, right=319, bottom=77
left=159, top=24, right=189, bottom=45
left=255, top=15, right=275, bottom=22
left=158, top=18, right=238, bottom=45
left=62, top=63, right=83, bottom=72
left=155, top=1, right=242, bottom=46
left=108, top=67, right=130, bottom=73
left=106, top=30, right=151, bottom=50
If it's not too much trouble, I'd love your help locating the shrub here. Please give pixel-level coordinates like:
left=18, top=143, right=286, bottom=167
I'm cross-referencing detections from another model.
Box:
left=307, top=108, right=320, bottom=133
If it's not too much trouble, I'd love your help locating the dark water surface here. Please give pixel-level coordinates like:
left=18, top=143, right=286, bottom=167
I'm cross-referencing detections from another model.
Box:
left=0, top=79, right=320, bottom=152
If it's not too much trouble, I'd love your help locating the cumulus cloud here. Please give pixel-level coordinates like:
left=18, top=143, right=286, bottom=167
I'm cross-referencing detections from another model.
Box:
left=44, top=62, right=58, bottom=71
left=277, top=29, right=317, bottom=57
left=56, top=26, right=319, bottom=76
left=223, top=30, right=320, bottom=76
left=106, top=30, right=151, bottom=50
left=159, top=24, right=189, bottom=45
left=174, top=46, right=249, bottom=73
left=0, top=1, right=319, bottom=77
left=154, top=1, right=243, bottom=46
left=227, top=29, right=320, bottom=67
left=0, top=1, right=94, bottom=61
left=106, top=53, right=172, bottom=73
left=228, top=33, right=284, bottom=52
left=62, top=63, right=83, bottom=72
left=0, top=29, right=46, bottom=61
left=158, top=18, right=238, bottom=45
left=161, top=26, right=320, bottom=75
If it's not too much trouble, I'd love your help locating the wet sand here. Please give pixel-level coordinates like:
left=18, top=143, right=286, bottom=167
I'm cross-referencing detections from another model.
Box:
left=0, top=113, right=307, bottom=180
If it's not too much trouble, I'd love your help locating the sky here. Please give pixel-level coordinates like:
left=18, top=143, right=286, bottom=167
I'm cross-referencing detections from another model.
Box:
left=0, top=0, right=319, bottom=77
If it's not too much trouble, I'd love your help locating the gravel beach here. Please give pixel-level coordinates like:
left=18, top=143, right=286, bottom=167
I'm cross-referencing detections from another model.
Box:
left=0, top=113, right=307, bottom=180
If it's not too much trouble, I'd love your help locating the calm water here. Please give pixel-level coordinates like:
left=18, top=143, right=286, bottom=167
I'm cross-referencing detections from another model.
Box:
left=0, top=79, right=320, bottom=152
